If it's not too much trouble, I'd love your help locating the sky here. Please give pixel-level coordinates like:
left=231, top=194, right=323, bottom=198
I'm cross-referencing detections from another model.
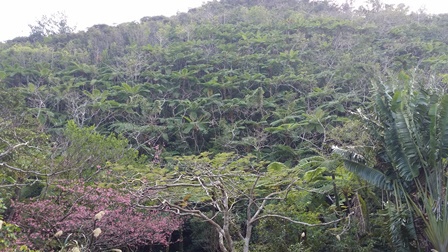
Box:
left=0, top=0, right=213, bottom=42
left=1, top=0, right=448, bottom=42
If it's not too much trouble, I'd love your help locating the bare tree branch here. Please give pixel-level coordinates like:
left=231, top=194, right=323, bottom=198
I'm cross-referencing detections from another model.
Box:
left=0, top=162, right=44, bottom=176
left=0, top=162, right=72, bottom=176
left=252, top=212, right=354, bottom=227
left=0, top=141, right=29, bottom=159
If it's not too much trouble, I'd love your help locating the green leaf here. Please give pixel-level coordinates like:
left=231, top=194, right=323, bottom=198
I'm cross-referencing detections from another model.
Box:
left=5, top=176, right=16, bottom=184
left=438, top=95, right=448, bottom=157
left=182, top=124, right=194, bottom=134
left=189, top=111, right=197, bottom=121
left=27, top=83, right=36, bottom=93
left=303, top=167, right=327, bottom=183
left=162, top=133, right=169, bottom=141
left=393, top=110, right=421, bottom=179
left=267, top=162, right=286, bottom=173
left=343, top=160, right=392, bottom=190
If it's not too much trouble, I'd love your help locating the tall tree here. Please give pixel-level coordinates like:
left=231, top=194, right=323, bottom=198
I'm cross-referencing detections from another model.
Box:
left=136, top=152, right=350, bottom=252
left=29, top=12, right=75, bottom=41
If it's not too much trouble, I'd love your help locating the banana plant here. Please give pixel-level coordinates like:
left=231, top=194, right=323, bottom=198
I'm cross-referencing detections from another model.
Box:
left=333, top=74, right=448, bottom=251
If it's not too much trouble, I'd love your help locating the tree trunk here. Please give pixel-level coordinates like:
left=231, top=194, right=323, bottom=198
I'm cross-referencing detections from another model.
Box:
left=243, top=221, right=253, bottom=252
left=218, top=229, right=229, bottom=252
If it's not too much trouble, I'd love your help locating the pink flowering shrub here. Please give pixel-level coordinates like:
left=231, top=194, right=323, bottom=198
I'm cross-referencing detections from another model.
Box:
left=10, top=181, right=183, bottom=250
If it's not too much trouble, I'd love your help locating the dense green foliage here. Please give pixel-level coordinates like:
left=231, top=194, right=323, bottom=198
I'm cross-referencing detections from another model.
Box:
left=2, top=0, right=448, bottom=251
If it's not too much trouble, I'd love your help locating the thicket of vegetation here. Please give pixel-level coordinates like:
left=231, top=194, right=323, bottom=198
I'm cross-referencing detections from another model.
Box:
left=2, top=0, right=448, bottom=251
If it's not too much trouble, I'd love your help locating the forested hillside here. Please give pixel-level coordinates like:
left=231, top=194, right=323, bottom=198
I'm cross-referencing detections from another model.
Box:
left=2, top=0, right=448, bottom=251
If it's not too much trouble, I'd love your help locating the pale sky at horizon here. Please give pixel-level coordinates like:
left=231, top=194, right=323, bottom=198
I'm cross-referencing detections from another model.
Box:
left=1, top=0, right=447, bottom=42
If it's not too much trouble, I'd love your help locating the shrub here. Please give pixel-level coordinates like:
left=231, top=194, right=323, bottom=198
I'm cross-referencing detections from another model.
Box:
left=10, top=181, right=183, bottom=251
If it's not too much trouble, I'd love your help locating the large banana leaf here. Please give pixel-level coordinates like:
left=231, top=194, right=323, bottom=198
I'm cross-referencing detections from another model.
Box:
left=390, top=111, right=421, bottom=179
left=374, top=87, right=422, bottom=181
left=438, top=95, right=448, bottom=158
left=380, top=110, right=419, bottom=181
left=343, top=160, right=392, bottom=190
